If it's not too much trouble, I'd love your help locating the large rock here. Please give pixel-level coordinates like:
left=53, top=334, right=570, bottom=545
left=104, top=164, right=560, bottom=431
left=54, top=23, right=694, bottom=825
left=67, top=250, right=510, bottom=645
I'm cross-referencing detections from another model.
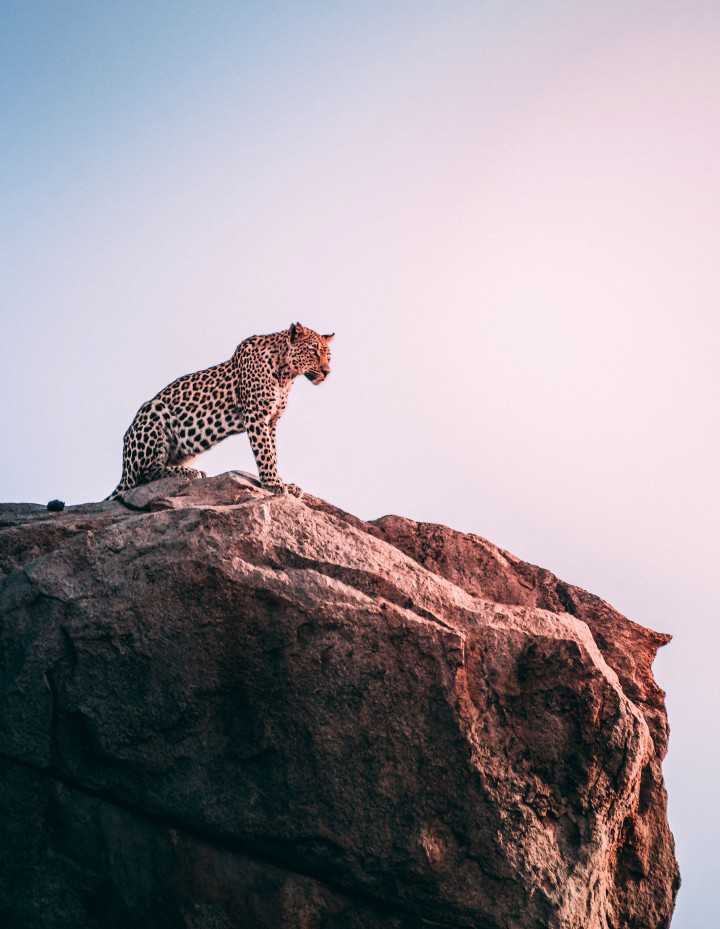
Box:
left=0, top=472, right=679, bottom=928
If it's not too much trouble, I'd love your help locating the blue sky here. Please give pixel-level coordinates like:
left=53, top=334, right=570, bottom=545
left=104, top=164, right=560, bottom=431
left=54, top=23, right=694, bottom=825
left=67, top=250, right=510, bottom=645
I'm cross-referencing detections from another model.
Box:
left=3, top=3, right=719, bottom=924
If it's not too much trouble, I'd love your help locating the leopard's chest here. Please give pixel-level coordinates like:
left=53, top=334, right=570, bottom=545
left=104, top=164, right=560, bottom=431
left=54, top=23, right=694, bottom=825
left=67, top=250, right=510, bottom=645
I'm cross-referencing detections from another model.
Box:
left=271, top=382, right=293, bottom=421
left=242, top=377, right=290, bottom=418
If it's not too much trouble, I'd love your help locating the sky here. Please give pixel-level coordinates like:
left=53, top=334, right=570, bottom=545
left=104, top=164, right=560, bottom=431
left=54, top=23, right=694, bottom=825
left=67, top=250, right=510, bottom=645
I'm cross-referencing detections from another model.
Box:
left=2, top=2, right=718, bottom=924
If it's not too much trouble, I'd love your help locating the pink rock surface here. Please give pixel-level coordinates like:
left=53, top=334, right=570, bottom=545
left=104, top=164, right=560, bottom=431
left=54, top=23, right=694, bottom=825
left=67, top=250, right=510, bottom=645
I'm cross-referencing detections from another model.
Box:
left=0, top=472, right=678, bottom=928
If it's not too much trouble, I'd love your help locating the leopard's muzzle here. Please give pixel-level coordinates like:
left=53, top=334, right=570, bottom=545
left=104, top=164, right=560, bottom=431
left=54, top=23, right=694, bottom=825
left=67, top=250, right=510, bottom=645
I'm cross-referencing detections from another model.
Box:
left=306, top=367, right=330, bottom=384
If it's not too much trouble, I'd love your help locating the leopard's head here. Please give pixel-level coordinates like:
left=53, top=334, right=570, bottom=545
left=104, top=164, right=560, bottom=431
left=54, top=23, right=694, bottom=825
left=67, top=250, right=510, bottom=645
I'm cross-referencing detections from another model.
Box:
left=288, top=323, right=334, bottom=384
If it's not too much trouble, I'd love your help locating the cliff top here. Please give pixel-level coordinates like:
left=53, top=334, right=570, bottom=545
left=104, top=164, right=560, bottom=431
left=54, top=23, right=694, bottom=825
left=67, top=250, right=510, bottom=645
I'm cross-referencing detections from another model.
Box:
left=0, top=471, right=678, bottom=928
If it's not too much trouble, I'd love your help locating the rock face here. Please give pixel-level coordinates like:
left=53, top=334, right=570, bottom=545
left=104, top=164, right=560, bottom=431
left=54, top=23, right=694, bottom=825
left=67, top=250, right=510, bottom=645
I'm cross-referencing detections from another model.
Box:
left=0, top=472, right=678, bottom=929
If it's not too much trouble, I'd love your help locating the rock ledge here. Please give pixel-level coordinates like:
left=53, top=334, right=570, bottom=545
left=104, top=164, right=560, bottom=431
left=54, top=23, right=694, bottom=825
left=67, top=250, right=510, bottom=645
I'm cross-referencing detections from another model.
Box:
left=0, top=472, right=678, bottom=928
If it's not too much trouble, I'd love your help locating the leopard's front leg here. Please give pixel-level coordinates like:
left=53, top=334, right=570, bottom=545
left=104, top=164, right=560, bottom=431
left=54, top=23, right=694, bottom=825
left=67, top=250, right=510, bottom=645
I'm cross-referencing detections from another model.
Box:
left=247, top=420, right=302, bottom=496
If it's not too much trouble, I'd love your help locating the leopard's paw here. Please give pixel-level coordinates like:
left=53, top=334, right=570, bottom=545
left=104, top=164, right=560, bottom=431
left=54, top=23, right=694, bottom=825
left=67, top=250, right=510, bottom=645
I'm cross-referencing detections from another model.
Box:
left=262, top=480, right=285, bottom=495
left=261, top=480, right=303, bottom=497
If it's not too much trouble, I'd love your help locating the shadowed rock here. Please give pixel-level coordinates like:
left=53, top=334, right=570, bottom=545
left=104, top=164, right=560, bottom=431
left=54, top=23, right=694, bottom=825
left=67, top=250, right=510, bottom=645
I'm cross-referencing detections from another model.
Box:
left=0, top=472, right=679, bottom=928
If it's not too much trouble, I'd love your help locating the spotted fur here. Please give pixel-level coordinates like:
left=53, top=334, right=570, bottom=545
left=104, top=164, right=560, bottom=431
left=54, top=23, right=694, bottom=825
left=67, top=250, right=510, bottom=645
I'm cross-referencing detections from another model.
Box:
left=106, top=323, right=333, bottom=500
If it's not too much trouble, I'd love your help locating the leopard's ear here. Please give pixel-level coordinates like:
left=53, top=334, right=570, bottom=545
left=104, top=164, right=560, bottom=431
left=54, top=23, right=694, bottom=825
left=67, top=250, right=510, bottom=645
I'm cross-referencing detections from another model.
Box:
left=322, top=332, right=335, bottom=342
left=289, top=322, right=306, bottom=343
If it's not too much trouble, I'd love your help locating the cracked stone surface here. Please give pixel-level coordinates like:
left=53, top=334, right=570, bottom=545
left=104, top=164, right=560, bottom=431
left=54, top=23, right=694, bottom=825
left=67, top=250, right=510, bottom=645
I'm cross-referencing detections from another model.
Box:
left=0, top=472, right=679, bottom=928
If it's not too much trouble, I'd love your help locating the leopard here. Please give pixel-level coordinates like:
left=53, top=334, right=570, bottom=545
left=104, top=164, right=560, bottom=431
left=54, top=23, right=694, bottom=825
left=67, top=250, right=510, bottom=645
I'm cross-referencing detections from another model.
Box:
left=106, top=322, right=333, bottom=500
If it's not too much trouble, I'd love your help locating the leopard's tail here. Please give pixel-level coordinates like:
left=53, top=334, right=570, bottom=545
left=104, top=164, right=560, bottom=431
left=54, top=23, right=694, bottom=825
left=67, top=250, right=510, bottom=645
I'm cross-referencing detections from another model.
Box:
left=104, top=478, right=134, bottom=501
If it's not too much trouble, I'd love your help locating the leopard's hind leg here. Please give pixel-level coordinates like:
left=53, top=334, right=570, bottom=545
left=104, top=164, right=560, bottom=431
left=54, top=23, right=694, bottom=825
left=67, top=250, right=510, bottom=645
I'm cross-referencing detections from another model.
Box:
left=105, top=419, right=153, bottom=499
left=142, top=423, right=207, bottom=483
left=107, top=411, right=208, bottom=499
left=123, top=417, right=176, bottom=486
left=157, top=465, right=207, bottom=480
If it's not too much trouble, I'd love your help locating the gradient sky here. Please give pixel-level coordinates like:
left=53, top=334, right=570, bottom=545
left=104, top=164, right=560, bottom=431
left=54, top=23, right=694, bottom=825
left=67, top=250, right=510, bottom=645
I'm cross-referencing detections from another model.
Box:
left=2, top=3, right=718, bottom=924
